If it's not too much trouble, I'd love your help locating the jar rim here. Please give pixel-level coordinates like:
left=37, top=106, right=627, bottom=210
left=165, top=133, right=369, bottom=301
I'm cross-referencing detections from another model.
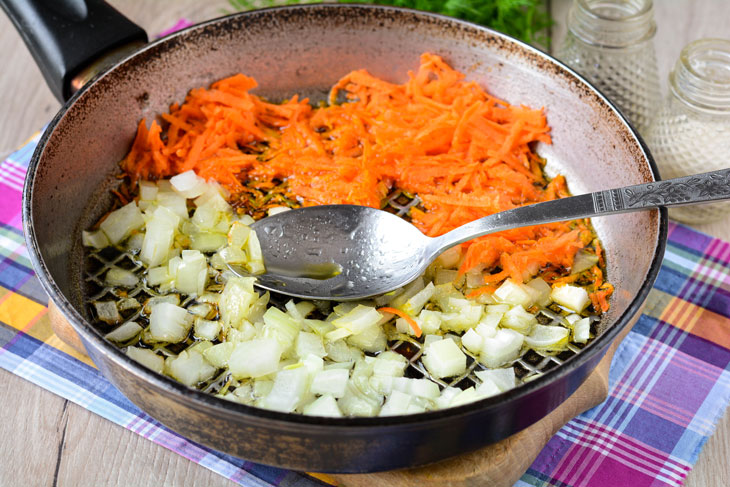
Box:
left=681, top=38, right=730, bottom=87
left=568, top=0, right=657, bottom=49
left=575, top=0, right=654, bottom=22
left=670, top=38, right=730, bottom=113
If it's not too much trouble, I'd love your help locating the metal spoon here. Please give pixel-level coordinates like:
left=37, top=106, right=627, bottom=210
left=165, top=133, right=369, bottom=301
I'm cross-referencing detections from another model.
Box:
left=230, top=168, right=730, bottom=300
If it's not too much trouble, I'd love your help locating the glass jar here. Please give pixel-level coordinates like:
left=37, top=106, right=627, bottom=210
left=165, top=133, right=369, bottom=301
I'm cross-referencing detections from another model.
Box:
left=644, top=38, right=730, bottom=223
left=557, top=0, right=661, bottom=134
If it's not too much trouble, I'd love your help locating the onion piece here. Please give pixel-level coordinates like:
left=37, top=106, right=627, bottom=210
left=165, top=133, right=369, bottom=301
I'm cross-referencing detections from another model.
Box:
left=82, top=229, right=110, bottom=249
left=99, top=202, right=145, bottom=245
left=303, top=394, right=343, bottom=417
left=126, top=347, right=164, bottom=374
left=310, top=368, right=349, bottom=398
left=93, top=301, right=121, bottom=325
left=261, top=365, right=309, bottom=413
left=551, top=284, right=590, bottom=313
left=105, top=321, right=142, bottom=343
left=170, top=170, right=207, bottom=199
left=572, top=250, right=600, bottom=274
left=480, top=328, right=524, bottom=368
left=104, top=267, right=139, bottom=288
left=229, top=338, right=282, bottom=379
left=524, top=324, right=570, bottom=351
left=422, top=338, right=466, bottom=379
left=148, top=302, right=192, bottom=343
left=166, top=347, right=217, bottom=386
left=572, top=317, right=591, bottom=344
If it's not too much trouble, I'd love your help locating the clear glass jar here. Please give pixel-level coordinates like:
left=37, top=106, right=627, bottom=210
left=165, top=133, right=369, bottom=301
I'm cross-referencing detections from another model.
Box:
left=557, top=0, right=661, bottom=134
left=644, top=38, right=730, bottom=223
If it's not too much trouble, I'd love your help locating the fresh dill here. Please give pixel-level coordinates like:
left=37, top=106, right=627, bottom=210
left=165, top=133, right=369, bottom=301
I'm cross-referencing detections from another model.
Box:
left=226, top=0, right=552, bottom=47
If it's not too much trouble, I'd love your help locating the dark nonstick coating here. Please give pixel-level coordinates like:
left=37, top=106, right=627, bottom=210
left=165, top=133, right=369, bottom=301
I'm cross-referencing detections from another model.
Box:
left=22, top=5, right=666, bottom=472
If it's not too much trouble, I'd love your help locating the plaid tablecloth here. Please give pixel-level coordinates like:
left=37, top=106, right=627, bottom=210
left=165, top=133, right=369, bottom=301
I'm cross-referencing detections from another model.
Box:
left=2, top=132, right=730, bottom=487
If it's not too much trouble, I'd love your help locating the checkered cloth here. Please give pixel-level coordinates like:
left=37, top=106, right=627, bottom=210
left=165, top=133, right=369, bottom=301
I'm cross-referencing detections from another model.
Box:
left=2, top=133, right=730, bottom=487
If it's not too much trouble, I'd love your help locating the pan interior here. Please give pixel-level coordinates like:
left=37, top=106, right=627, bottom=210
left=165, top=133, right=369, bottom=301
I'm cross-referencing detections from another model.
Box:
left=27, top=5, right=659, bottom=422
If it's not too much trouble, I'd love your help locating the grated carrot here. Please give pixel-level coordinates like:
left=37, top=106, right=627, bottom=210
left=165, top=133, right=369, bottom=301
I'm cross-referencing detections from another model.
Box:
left=121, top=53, right=605, bottom=308
left=378, top=307, right=422, bottom=338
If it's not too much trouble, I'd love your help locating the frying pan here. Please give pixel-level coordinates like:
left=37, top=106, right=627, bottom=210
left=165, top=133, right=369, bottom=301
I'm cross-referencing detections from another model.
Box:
left=4, top=0, right=666, bottom=473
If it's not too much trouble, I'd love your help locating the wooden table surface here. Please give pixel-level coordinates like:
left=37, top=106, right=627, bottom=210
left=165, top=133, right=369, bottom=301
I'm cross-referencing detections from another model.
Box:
left=1, top=1, right=728, bottom=485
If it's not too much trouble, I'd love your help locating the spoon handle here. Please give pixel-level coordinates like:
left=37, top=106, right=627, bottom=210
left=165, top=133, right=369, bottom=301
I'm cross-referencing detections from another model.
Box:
left=431, top=167, right=730, bottom=253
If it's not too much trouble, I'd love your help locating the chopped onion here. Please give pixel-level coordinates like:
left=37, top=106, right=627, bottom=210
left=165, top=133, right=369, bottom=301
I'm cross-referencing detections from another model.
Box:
left=475, top=368, right=516, bottom=392
left=156, top=192, right=188, bottom=220
left=105, top=321, right=142, bottom=342
left=295, top=332, right=326, bottom=359
left=170, top=170, right=207, bottom=198
left=93, top=301, right=121, bottom=325
left=99, top=202, right=145, bottom=245
left=310, top=368, right=349, bottom=398
left=401, top=282, right=435, bottom=316
left=267, top=206, right=291, bottom=216
left=174, top=250, right=208, bottom=296
left=435, top=246, right=461, bottom=269
left=82, top=229, right=109, bottom=249
left=262, top=366, right=309, bottom=412
left=500, top=305, right=537, bottom=335
left=525, top=278, right=552, bottom=307
left=422, top=338, right=466, bottom=379
left=524, top=325, right=570, bottom=351
left=194, top=318, right=221, bottom=341
left=572, top=250, right=600, bottom=274
left=302, top=394, right=343, bottom=417
left=480, top=328, right=524, bottom=368
left=493, top=279, right=532, bottom=308
left=190, top=232, right=227, bottom=253
left=219, top=277, right=258, bottom=329
left=126, top=347, right=164, bottom=374
left=140, top=209, right=177, bottom=267
left=148, top=302, right=192, bottom=343
left=203, top=342, right=234, bottom=368
left=166, top=347, right=217, bottom=386
left=461, top=328, right=483, bottom=354
left=551, top=284, right=590, bottom=313
left=380, top=390, right=413, bottom=416
left=372, top=351, right=408, bottom=377
left=139, top=180, right=158, bottom=201
left=228, top=338, right=282, bottom=379
left=104, top=267, right=139, bottom=288
left=573, top=317, right=591, bottom=344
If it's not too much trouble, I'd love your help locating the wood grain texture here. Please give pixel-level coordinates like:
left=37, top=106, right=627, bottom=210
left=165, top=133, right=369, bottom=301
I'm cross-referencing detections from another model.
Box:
left=0, top=0, right=728, bottom=486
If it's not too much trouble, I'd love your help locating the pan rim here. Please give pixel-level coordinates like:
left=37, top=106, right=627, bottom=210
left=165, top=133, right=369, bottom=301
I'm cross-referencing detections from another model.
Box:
left=22, top=3, right=667, bottom=432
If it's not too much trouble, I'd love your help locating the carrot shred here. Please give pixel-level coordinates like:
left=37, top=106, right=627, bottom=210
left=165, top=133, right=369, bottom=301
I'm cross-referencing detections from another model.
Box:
left=378, top=307, right=422, bottom=338
left=121, top=53, right=607, bottom=308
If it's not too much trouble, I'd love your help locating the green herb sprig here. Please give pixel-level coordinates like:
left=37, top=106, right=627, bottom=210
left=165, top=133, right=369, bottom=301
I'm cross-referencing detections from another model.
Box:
left=227, top=0, right=552, bottom=47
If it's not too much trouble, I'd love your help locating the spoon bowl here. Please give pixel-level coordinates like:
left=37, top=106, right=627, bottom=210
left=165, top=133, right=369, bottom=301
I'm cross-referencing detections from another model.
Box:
left=242, top=205, right=432, bottom=300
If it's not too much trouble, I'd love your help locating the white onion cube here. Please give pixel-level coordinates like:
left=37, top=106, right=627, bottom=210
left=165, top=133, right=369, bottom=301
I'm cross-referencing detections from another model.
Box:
left=480, top=328, right=524, bottom=368
left=422, top=338, right=466, bottom=379
left=303, top=394, right=343, bottom=417
left=310, top=368, right=349, bottom=398
left=551, top=284, right=590, bottom=312
left=126, top=347, right=164, bottom=374
left=229, top=338, right=282, bottom=379
left=99, top=202, right=145, bottom=245
left=148, top=302, right=192, bottom=343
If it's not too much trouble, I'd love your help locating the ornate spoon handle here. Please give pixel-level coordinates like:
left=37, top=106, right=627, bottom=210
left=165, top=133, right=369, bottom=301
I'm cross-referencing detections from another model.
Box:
left=432, top=168, right=730, bottom=253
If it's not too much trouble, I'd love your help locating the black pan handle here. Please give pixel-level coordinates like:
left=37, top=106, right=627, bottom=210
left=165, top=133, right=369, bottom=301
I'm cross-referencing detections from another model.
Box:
left=0, top=0, right=147, bottom=102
